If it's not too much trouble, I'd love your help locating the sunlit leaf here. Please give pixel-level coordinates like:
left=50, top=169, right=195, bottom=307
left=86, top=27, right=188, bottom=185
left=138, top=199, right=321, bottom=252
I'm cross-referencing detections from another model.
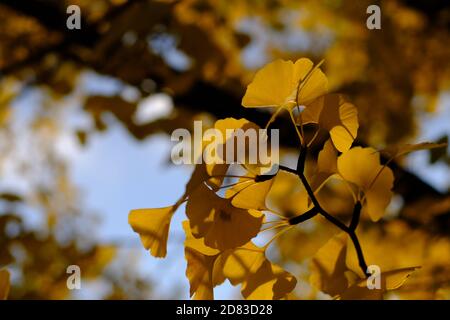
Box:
left=311, top=139, right=338, bottom=192
left=242, top=259, right=297, bottom=300
left=216, top=242, right=265, bottom=285
left=309, top=233, right=350, bottom=297
left=186, top=183, right=263, bottom=250
left=337, top=147, right=394, bottom=221
left=242, top=58, right=327, bottom=110
left=129, top=205, right=178, bottom=258
left=339, top=267, right=420, bottom=300
left=183, top=221, right=223, bottom=300
left=217, top=242, right=297, bottom=299
left=302, top=94, right=358, bottom=152
left=225, top=173, right=274, bottom=210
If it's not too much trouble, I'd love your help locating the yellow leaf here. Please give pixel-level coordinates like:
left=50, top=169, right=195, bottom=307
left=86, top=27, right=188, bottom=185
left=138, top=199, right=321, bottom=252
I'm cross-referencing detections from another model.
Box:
left=217, top=242, right=297, bottom=299
left=381, top=142, right=447, bottom=160
left=128, top=206, right=177, bottom=258
left=311, top=139, right=338, bottom=192
left=339, top=266, right=419, bottom=300
left=185, top=247, right=218, bottom=300
left=337, top=147, right=394, bottom=221
left=242, top=260, right=297, bottom=300
left=303, top=94, right=358, bottom=152
left=296, top=60, right=328, bottom=107
left=242, top=58, right=327, bottom=110
left=183, top=221, right=220, bottom=257
left=186, top=183, right=263, bottom=250
left=185, top=118, right=264, bottom=194
left=216, top=242, right=265, bottom=285
left=338, top=283, right=384, bottom=300
left=310, top=233, right=350, bottom=297
left=183, top=221, right=223, bottom=300
left=381, top=266, right=420, bottom=290
left=205, top=118, right=254, bottom=183
left=0, top=269, right=10, bottom=300
left=225, top=173, right=274, bottom=210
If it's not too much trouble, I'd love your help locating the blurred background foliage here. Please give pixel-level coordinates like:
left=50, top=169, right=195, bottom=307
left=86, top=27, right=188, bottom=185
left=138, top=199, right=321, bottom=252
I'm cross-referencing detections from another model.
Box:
left=0, top=0, right=449, bottom=299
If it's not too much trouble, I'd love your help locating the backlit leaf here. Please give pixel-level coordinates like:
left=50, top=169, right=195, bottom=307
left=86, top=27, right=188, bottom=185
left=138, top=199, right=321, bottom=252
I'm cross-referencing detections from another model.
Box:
left=303, top=94, right=358, bottom=152
left=242, top=58, right=327, bottom=110
left=183, top=221, right=223, bottom=300
left=129, top=205, right=178, bottom=258
left=337, top=147, right=394, bottom=221
left=186, top=183, right=264, bottom=250
left=310, top=233, right=350, bottom=297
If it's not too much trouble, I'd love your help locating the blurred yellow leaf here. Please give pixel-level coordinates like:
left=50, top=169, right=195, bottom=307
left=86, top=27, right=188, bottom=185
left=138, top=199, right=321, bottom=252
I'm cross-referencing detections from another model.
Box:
left=0, top=269, right=10, bottom=300
left=381, top=142, right=447, bottom=160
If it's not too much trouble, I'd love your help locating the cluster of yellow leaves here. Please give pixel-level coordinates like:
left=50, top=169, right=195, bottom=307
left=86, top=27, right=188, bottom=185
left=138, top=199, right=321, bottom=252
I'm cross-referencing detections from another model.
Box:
left=309, top=234, right=419, bottom=299
left=130, top=116, right=295, bottom=299
left=183, top=222, right=296, bottom=300
left=128, top=58, right=446, bottom=300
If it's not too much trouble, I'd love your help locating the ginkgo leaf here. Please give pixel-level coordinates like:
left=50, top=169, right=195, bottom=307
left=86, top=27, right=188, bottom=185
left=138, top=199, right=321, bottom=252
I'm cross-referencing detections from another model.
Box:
left=183, top=221, right=220, bottom=257
left=211, top=118, right=273, bottom=172
left=311, top=139, right=338, bottom=192
left=380, top=266, right=420, bottom=290
left=185, top=163, right=222, bottom=196
left=216, top=242, right=266, bottom=285
left=337, top=147, right=394, bottom=221
left=225, top=173, right=274, bottom=210
left=338, top=283, right=384, bottom=300
left=241, top=259, right=297, bottom=300
left=242, top=58, right=327, bottom=110
left=183, top=221, right=223, bottom=300
left=185, top=247, right=218, bottom=300
left=0, top=269, right=10, bottom=300
left=205, top=118, right=255, bottom=181
left=309, top=233, right=350, bottom=297
left=302, top=94, right=358, bottom=152
left=185, top=118, right=265, bottom=194
left=216, top=242, right=297, bottom=300
left=129, top=205, right=178, bottom=258
left=296, top=60, right=328, bottom=107
left=380, top=142, right=447, bottom=160
left=186, top=183, right=264, bottom=250
left=339, top=266, right=420, bottom=300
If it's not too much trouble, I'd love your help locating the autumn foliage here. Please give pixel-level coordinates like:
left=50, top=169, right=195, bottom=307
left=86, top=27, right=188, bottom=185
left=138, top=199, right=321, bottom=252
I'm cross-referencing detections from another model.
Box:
left=1, top=0, right=449, bottom=301
left=129, top=58, right=445, bottom=300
